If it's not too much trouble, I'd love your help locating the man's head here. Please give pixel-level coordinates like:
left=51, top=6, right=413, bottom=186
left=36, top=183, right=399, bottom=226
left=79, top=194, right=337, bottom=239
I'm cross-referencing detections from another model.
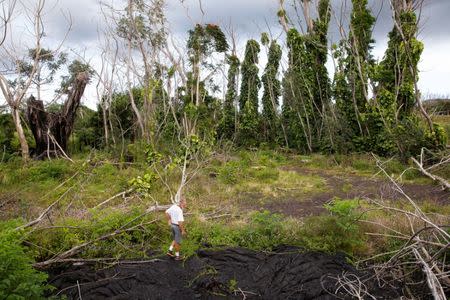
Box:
left=179, top=197, right=187, bottom=209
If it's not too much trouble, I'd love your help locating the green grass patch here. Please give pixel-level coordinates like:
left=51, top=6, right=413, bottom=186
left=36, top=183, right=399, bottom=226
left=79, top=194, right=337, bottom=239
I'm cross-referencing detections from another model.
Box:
left=0, top=220, right=51, bottom=299
left=182, top=204, right=367, bottom=258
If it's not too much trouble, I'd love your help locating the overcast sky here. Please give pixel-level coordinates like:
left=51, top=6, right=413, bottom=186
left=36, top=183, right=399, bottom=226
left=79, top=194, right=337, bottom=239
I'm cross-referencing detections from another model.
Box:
left=3, top=0, right=450, bottom=108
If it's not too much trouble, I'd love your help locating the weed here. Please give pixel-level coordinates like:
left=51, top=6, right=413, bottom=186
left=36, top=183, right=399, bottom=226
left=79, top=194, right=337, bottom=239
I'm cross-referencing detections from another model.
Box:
left=341, top=183, right=353, bottom=193
left=300, top=198, right=366, bottom=256
left=247, top=166, right=279, bottom=182
left=0, top=219, right=51, bottom=299
left=218, top=161, right=242, bottom=185
left=228, top=278, right=238, bottom=292
left=28, top=160, right=73, bottom=182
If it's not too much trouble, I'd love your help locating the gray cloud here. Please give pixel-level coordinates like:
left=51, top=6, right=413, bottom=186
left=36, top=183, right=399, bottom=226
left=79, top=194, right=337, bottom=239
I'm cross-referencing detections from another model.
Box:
left=5, top=0, right=449, bottom=103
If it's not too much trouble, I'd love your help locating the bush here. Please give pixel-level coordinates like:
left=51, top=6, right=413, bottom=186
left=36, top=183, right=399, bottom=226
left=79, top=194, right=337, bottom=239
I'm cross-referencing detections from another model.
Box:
left=301, top=198, right=366, bottom=256
left=0, top=220, right=50, bottom=299
left=217, top=161, right=242, bottom=184
left=28, top=160, right=72, bottom=181
left=247, top=166, right=279, bottom=182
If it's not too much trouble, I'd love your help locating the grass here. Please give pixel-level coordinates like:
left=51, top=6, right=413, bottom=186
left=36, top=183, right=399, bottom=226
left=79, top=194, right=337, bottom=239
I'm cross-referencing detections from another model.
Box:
left=0, top=149, right=448, bottom=269
left=0, top=156, right=147, bottom=220
left=432, top=115, right=450, bottom=141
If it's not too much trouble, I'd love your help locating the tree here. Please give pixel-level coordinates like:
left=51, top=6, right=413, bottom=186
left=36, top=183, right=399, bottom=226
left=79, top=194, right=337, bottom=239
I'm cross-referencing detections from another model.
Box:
left=16, top=48, right=67, bottom=101
left=115, top=0, right=168, bottom=142
left=281, top=0, right=331, bottom=152
left=0, top=0, right=71, bottom=160
left=186, top=23, right=228, bottom=106
left=261, top=38, right=282, bottom=144
left=219, top=54, right=239, bottom=140
left=238, top=39, right=261, bottom=146
left=370, top=0, right=446, bottom=158
left=348, top=0, right=375, bottom=119
left=183, top=23, right=228, bottom=140
left=0, top=1, right=43, bottom=160
left=333, top=0, right=375, bottom=151
left=26, top=72, right=90, bottom=159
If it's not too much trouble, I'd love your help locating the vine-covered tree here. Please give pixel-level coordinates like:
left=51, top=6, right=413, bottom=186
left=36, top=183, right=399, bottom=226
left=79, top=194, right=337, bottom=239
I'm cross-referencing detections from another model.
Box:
left=333, top=0, right=375, bottom=151
left=261, top=38, right=282, bottom=144
left=238, top=39, right=261, bottom=146
left=281, top=0, right=331, bottom=152
left=371, top=0, right=446, bottom=157
left=219, top=54, right=239, bottom=140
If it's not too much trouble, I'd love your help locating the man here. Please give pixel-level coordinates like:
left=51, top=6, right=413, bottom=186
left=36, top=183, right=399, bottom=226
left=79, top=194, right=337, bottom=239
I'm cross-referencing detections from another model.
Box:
left=165, top=198, right=186, bottom=260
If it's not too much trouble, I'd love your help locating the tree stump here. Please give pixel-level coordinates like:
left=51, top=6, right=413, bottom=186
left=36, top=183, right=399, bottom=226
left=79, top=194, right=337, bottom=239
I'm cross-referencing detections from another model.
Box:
left=27, top=72, right=90, bottom=159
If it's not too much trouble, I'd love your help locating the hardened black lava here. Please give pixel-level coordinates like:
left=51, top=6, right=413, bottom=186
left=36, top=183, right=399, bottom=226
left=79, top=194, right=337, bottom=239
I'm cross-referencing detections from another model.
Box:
left=47, top=246, right=401, bottom=300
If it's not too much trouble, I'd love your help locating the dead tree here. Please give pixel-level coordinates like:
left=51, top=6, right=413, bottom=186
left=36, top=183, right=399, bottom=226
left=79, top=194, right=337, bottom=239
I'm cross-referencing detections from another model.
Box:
left=26, top=72, right=90, bottom=159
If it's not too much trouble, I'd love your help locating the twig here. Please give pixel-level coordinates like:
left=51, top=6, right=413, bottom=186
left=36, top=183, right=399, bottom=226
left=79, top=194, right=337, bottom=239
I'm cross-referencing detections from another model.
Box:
left=411, top=157, right=450, bottom=190
left=17, top=185, right=75, bottom=230
left=94, top=188, right=133, bottom=208
left=77, top=280, right=82, bottom=300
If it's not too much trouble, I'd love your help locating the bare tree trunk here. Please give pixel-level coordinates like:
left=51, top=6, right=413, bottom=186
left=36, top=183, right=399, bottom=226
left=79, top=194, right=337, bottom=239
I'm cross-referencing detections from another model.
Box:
left=101, top=105, right=109, bottom=147
left=11, top=107, right=30, bottom=160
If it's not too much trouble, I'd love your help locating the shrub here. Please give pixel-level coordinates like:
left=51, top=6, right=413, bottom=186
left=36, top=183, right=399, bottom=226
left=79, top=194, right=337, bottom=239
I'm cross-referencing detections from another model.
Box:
left=28, top=160, right=72, bottom=181
left=301, top=198, right=366, bottom=256
left=0, top=220, right=50, bottom=299
left=247, top=166, right=279, bottom=182
left=217, top=162, right=242, bottom=184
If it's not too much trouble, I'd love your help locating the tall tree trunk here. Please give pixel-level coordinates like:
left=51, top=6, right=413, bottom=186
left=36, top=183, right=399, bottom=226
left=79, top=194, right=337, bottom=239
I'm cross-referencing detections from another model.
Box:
left=101, top=104, right=109, bottom=147
left=11, top=107, right=30, bottom=160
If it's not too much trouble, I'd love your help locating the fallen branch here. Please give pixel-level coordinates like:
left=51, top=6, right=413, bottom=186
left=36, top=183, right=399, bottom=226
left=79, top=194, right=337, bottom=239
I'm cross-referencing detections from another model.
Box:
left=17, top=185, right=75, bottom=230
left=42, top=257, right=162, bottom=265
left=94, top=188, right=133, bottom=208
left=411, top=157, right=450, bottom=190
left=412, top=248, right=446, bottom=300
left=145, top=203, right=170, bottom=213
left=362, top=154, right=450, bottom=297
left=34, top=219, right=158, bottom=269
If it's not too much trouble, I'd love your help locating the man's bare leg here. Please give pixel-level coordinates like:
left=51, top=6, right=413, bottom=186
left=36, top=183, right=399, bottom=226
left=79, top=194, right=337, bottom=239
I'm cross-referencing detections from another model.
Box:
left=174, top=242, right=180, bottom=254
left=167, top=241, right=176, bottom=257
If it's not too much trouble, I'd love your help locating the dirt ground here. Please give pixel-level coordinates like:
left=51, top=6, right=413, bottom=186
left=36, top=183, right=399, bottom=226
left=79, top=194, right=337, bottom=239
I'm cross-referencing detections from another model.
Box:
left=242, top=166, right=450, bottom=218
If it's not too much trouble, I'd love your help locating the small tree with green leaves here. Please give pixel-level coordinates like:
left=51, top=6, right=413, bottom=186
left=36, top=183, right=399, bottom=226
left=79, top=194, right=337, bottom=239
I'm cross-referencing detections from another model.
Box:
left=186, top=24, right=228, bottom=106
left=183, top=24, right=228, bottom=141
left=0, top=220, right=50, bottom=299
left=16, top=48, right=67, bottom=101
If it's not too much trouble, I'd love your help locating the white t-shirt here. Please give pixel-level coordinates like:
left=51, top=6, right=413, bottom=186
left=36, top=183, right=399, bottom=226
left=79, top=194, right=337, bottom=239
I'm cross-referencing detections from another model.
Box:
left=165, top=204, right=184, bottom=225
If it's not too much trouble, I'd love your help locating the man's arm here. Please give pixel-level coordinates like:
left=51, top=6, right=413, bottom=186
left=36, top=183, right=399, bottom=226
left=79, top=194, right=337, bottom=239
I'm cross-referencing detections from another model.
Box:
left=165, top=212, right=172, bottom=225
left=178, top=221, right=186, bottom=235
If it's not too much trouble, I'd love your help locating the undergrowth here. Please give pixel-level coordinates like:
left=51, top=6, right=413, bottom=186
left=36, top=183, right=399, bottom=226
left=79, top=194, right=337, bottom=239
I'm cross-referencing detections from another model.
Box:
left=0, top=148, right=446, bottom=295
left=0, top=220, right=51, bottom=299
